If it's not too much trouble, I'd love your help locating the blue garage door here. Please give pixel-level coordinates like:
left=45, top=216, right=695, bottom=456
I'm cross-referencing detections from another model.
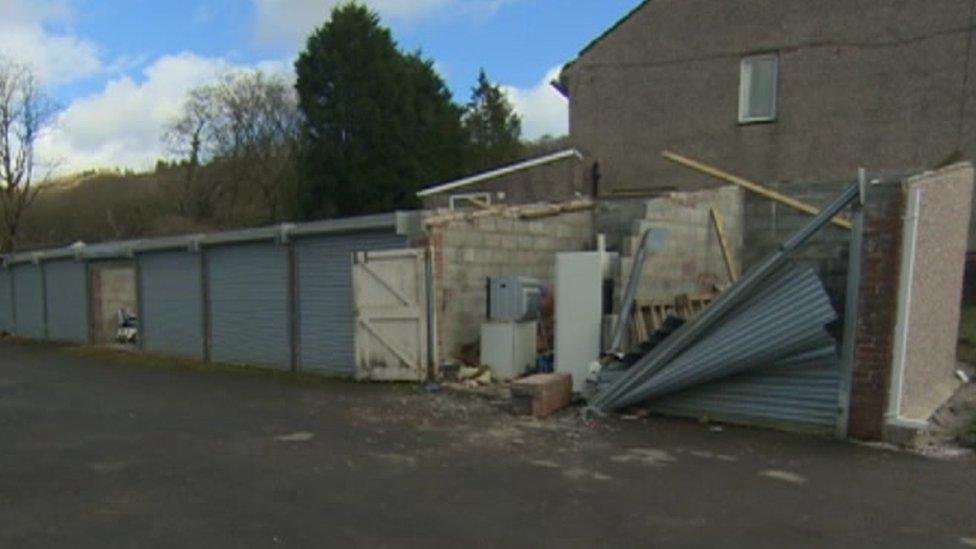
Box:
left=295, top=231, right=407, bottom=375
left=44, top=259, right=89, bottom=343
left=12, top=264, right=45, bottom=339
left=0, top=268, right=11, bottom=333
left=207, top=242, right=290, bottom=369
left=139, top=250, right=204, bottom=359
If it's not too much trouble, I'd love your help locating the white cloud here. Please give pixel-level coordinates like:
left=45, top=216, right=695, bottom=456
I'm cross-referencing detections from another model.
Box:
left=37, top=53, right=293, bottom=174
left=253, top=0, right=514, bottom=46
left=0, top=0, right=103, bottom=85
left=502, top=66, right=568, bottom=140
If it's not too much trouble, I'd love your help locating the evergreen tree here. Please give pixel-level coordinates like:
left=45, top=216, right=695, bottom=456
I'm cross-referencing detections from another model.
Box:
left=295, top=4, right=467, bottom=217
left=463, top=69, right=522, bottom=172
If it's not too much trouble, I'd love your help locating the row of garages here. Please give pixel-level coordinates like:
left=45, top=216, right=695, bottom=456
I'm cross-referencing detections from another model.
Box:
left=0, top=213, right=418, bottom=375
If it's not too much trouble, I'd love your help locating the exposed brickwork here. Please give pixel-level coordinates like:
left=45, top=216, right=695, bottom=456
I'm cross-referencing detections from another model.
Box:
left=848, top=184, right=905, bottom=440
left=511, top=372, right=572, bottom=417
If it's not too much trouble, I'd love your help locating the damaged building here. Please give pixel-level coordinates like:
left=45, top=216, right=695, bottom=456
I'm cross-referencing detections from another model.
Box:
left=1, top=0, right=975, bottom=446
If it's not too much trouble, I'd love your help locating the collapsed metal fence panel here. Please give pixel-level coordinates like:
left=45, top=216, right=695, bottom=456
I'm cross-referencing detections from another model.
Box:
left=138, top=250, right=204, bottom=359
left=295, top=232, right=408, bottom=375
left=43, top=259, right=89, bottom=343
left=600, top=265, right=838, bottom=410
left=648, top=341, right=843, bottom=432
left=0, top=268, right=11, bottom=333
left=590, top=184, right=860, bottom=435
left=207, top=242, right=291, bottom=369
left=12, top=263, right=45, bottom=339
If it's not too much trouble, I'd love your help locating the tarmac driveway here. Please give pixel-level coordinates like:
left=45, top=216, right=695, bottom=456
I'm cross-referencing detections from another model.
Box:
left=0, top=339, right=973, bottom=548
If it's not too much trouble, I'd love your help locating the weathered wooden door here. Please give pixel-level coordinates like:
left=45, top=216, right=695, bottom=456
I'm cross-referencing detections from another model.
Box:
left=352, top=249, right=429, bottom=382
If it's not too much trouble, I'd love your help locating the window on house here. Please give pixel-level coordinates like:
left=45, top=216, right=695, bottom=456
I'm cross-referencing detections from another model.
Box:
left=739, top=54, right=778, bottom=123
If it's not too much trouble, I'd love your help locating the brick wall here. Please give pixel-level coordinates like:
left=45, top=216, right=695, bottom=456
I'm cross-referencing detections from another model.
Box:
left=428, top=210, right=594, bottom=366
left=848, top=183, right=904, bottom=440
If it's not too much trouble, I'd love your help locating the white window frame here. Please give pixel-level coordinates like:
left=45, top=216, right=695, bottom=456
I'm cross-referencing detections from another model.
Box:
left=449, top=192, right=492, bottom=210
left=738, top=53, right=779, bottom=124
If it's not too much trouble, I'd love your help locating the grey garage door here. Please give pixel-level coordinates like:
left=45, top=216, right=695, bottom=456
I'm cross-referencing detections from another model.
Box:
left=44, top=259, right=89, bottom=343
left=207, top=242, right=290, bottom=369
left=12, top=264, right=45, bottom=339
left=295, top=232, right=407, bottom=375
left=0, top=269, right=11, bottom=333
left=139, top=251, right=204, bottom=359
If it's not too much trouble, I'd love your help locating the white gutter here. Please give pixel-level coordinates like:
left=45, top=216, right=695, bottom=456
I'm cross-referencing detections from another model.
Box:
left=416, top=149, right=583, bottom=198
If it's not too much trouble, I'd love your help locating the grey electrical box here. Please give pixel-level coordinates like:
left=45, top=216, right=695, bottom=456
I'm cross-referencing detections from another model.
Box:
left=487, top=276, right=543, bottom=321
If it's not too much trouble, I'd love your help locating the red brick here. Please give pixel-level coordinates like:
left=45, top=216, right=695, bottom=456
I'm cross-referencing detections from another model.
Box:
left=511, top=373, right=572, bottom=418
left=847, top=186, right=904, bottom=440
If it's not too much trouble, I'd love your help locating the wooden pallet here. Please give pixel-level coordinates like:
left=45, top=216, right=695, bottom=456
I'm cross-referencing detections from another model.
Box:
left=629, top=293, right=715, bottom=345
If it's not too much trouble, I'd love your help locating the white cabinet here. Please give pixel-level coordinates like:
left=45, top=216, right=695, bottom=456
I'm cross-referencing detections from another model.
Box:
left=481, top=321, right=537, bottom=380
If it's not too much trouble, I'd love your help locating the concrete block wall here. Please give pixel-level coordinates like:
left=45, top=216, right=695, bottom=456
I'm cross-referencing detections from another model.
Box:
left=617, top=186, right=744, bottom=304
left=743, top=180, right=853, bottom=312
left=428, top=210, right=594, bottom=366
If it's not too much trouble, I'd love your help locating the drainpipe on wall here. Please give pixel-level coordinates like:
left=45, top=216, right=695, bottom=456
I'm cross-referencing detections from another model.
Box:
left=887, top=183, right=924, bottom=429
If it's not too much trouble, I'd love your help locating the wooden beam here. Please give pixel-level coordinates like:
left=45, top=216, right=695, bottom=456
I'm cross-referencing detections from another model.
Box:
left=709, top=208, right=739, bottom=283
left=662, top=151, right=853, bottom=230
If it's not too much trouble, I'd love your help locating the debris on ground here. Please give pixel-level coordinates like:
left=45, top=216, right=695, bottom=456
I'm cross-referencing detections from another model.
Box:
left=457, top=365, right=493, bottom=387
left=759, top=469, right=807, bottom=485
left=275, top=432, right=315, bottom=442
left=917, top=362, right=976, bottom=452
left=511, top=373, right=572, bottom=417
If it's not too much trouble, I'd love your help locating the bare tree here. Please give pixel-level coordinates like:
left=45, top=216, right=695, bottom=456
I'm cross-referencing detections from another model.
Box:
left=165, top=86, right=222, bottom=221
left=0, top=57, right=56, bottom=252
left=210, top=70, right=300, bottom=222
left=166, top=69, right=300, bottom=224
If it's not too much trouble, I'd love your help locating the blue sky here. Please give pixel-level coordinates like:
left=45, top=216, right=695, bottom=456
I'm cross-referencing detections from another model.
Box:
left=0, top=0, right=638, bottom=174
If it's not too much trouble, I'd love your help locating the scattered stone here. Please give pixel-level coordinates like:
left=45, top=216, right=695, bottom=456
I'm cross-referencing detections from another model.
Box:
left=89, top=461, right=128, bottom=474
left=759, top=469, right=807, bottom=485
left=275, top=432, right=315, bottom=442
left=611, top=448, right=676, bottom=467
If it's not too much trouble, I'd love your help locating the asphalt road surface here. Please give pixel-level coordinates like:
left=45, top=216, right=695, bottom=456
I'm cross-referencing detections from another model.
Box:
left=0, top=339, right=973, bottom=548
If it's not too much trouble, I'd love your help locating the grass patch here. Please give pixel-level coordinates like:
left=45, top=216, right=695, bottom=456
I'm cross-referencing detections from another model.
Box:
left=961, top=306, right=976, bottom=347
left=64, top=345, right=357, bottom=389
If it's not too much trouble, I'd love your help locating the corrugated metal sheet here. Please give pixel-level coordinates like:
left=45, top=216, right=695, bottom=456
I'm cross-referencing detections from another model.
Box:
left=606, top=267, right=838, bottom=408
left=12, top=264, right=45, bottom=339
left=596, top=265, right=844, bottom=431
left=43, top=259, right=89, bottom=343
left=138, top=250, right=204, bottom=359
left=207, top=242, right=290, bottom=369
left=649, top=347, right=842, bottom=433
left=0, top=268, right=11, bottom=333
left=295, top=232, right=407, bottom=375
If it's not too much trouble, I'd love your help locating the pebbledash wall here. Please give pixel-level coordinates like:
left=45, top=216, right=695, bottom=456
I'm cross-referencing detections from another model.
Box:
left=849, top=163, right=974, bottom=439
